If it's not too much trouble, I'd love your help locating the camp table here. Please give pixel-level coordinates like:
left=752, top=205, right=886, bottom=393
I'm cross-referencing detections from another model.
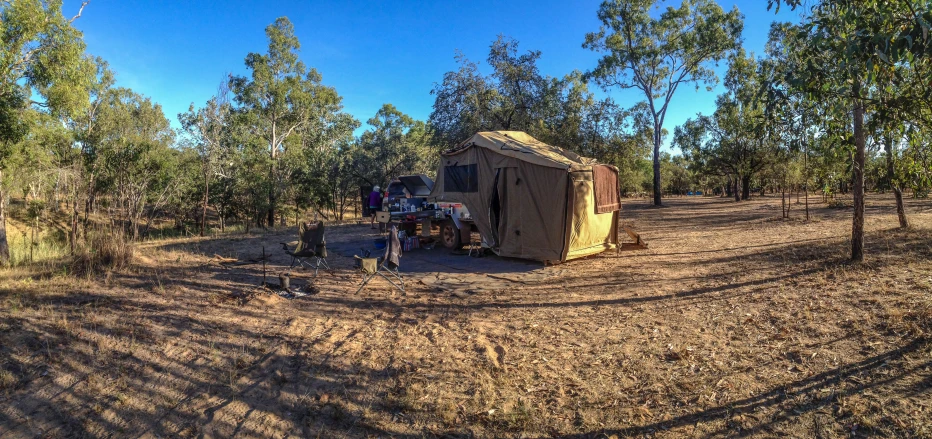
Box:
left=376, top=209, right=442, bottom=240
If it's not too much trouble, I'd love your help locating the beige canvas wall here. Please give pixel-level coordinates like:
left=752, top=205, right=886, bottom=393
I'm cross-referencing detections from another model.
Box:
left=564, top=171, right=618, bottom=261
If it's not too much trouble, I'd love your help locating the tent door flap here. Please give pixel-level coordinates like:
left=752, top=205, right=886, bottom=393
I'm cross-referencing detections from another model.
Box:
left=489, top=168, right=502, bottom=248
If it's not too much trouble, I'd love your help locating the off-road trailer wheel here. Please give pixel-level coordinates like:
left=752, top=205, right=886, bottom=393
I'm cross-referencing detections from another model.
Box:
left=440, top=220, right=462, bottom=249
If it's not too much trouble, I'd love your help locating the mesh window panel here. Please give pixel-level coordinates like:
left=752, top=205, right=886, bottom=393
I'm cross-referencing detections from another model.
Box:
left=443, top=164, right=479, bottom=192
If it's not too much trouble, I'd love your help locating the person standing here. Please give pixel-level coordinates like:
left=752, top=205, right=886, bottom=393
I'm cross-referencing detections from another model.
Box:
left=368, top=186, right=382, bottom=229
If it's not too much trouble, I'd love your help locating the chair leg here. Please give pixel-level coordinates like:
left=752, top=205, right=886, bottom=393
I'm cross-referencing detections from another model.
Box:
left=393, top=269, right=404, bottom=290
left=378, top=268, right=405, bottom=293
left=355, top=273, right=375, bottom=295
left=295, top=258, right=313, bottom=270
left=376, top=272, right=404, bottom=292
left=313, top=257, right=330, bottom=277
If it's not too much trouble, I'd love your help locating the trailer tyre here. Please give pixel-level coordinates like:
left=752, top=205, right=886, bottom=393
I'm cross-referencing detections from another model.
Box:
left=440, top=220, right=462, bottom=249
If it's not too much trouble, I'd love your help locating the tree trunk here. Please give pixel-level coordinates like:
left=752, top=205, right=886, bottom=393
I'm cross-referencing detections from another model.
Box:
left=267, top=195, right=275, bottom=227
left=741, top=175, right=751, bottom=201
left=884, top=136, right=909, bottom=228
left=31, top=216, right=37, bottom=263
left=733, top=177, right=740, bottom=202
left=0, top=170, right=8, bottom=266
left=781, top=185, right=787, bottom=218
left=652, top=123, right=662, bottom=206
left=71, top=185, right=79, bottom=255
left=805, top=186, right=810, bottom=221
left=893, top=188, right=908, bottom=228
left=851, top=93, right=866, bottom=263
left=201, top=176, right=209, bottom=236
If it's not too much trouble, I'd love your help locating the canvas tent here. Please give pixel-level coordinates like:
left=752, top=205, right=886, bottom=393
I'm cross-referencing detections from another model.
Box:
left=428, top=131, right=620, bottom=263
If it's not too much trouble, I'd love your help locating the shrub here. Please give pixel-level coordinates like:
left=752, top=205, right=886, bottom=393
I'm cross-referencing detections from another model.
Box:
left=827, top=199, right=853, bottom=209
left=71, top=229, right=134, bottom=275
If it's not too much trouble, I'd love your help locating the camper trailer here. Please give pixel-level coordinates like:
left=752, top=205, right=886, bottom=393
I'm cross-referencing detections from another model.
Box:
left=428, top=131, right=621, bottom=263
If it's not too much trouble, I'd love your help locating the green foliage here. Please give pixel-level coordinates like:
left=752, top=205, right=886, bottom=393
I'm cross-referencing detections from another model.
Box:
left=429, top=36, right=546, bottom=146
left=229, top=16, right=358, bottom=226
left=0, top=0, right=93, bottom=128
left=660, top=153, right=693, bottom=195
left=0, top=0, right=92, bottom=265
left=430, top=37, right=652, bottom=194
left=674, top=50, right=775, bottom=200
left=351, top=104, right=436, bottom=188
left=584, top=0, right=744, bottom=205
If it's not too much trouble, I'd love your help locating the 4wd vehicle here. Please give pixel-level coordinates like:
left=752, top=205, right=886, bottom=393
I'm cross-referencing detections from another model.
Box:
left=384, top=180, right=408, bottom=206
left=388, top=174, right=477, bottom=249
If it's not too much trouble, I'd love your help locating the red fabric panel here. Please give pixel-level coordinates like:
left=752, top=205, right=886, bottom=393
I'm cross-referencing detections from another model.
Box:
left=592, top=165, right=620, bottom=214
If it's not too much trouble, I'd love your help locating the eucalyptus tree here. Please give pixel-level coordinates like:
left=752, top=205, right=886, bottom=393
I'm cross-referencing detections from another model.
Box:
left=583, top=0, right=743, bottom=206
left=430, top=38, right=653, bottom=193
left=92, top=88, right=175, bottom=239
left=761, top=23, right=822, bottom=219
left=430, top=36, right=547, bottom=147
left=230, top=17, right=347, bottom=227
left=66, top=57, right=115, bottom=249
left=429, top=52, right=495, bottom=147
left=673, top=50, right=774, bottom=202
left=351, top=104, right=434, bottom=190
left=288, top=85, right=358, bottom=220
left=767, top=0, right=932, bottom=261
left=6, top=110, right=72, bottom=200
left=869, top=108, right=911, bottom=228
left=534, top=72, right=652, bottom=193
left=901, top=126, right=932, bottom=198
left=0, top=0, right=92, bottom=265
left=179, top=80, right=232, bottom=236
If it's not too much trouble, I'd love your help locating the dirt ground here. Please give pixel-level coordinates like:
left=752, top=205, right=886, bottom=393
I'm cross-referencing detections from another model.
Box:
left=1, top=194, right=931, bottom=438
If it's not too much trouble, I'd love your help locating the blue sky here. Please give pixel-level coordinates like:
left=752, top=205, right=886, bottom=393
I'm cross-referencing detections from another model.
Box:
left=68, top=0, right=800, bottom=151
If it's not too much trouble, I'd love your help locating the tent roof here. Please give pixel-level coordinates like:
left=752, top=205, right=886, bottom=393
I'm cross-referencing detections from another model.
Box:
left=443, top=131, right=597, bottom=169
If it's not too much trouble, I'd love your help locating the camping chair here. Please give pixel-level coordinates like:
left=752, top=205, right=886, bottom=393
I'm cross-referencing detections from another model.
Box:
left=354, top=225, right=404, bottom=294
left=281, top=221, right=330, bottom=276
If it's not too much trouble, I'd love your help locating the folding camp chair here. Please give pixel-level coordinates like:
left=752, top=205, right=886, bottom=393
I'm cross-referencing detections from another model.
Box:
left=354, top=225, right=404, bottom=294
left=281, top=221, right=330, bottom=276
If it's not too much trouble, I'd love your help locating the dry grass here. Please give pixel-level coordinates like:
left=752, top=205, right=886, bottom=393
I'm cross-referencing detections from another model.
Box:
left=69, top=228, right=134, bottom=276
left=0, top=193, right=930, bottom=438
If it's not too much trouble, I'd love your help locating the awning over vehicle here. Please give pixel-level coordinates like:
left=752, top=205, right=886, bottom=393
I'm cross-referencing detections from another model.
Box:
left=397, top=174, right=434, bottom=197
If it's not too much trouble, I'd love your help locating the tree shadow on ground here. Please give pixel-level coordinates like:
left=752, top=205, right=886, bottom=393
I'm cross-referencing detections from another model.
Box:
left=562, top=336, right=931, bottom=438
left=0, top=287, right=487, bottom=438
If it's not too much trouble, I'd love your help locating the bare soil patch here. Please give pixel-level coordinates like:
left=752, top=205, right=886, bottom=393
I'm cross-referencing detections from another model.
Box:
left=1, top=194, right=931, bottom=438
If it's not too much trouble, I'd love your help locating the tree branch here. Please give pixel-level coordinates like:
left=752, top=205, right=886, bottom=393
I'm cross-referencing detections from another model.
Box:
left=69, top=1, right=90, bottom=23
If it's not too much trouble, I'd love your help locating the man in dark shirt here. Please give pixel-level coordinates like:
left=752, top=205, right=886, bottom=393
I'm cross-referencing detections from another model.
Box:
left=368, top=186, right=382, bottom=229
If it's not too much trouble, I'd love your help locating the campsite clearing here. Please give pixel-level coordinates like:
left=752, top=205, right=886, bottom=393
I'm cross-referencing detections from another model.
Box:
left=1, top=194, right=931, bottom=438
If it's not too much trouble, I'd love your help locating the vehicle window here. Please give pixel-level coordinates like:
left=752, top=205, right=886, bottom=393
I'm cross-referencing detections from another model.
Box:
left=387, top=183, right=406, bottom=197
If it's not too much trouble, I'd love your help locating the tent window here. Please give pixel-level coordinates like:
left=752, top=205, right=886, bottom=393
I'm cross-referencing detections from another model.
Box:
left=444, top=164, right=478, bottom=193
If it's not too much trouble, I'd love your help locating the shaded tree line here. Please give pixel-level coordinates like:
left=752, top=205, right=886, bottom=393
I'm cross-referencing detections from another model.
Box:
left=6, top=0, right=927, bottom=267
left=0, top=9, right=439, bottom=265
left=672, top=0, right=932, bottom=262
